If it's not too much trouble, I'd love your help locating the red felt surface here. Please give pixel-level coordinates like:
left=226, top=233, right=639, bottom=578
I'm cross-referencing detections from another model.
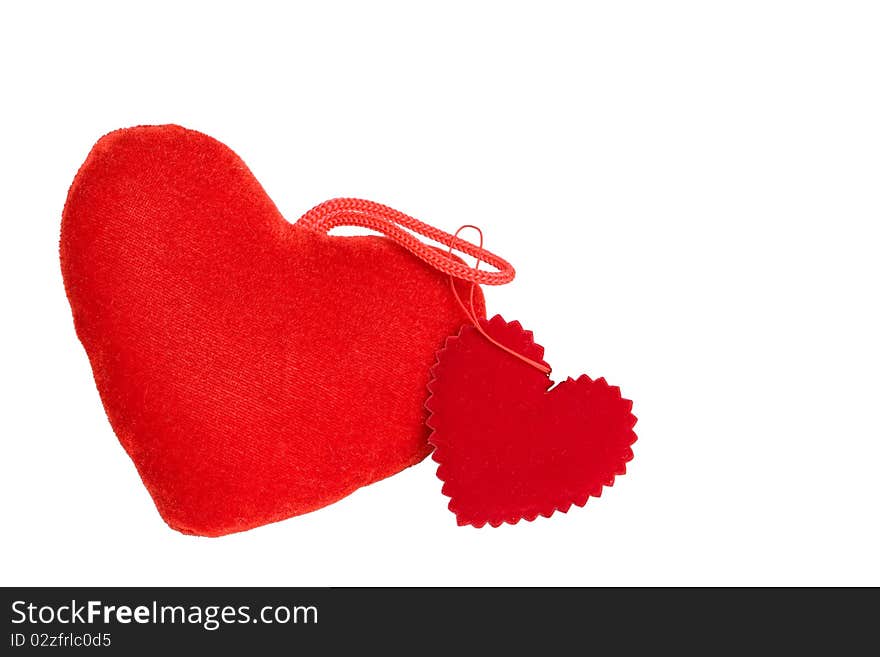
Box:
left=427, top=316, right=637, bottom=527
left=60, top=125, right=483, bottom=536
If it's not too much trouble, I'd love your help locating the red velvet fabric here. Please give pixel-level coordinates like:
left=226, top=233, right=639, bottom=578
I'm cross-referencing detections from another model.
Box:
left=427, top=316, right=637, bottom=527
left=61, top=125, right=483, bottom=536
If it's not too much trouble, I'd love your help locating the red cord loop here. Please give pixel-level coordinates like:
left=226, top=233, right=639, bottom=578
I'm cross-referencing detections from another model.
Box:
left=298, top=198, right=515, bottom=285
left=300, top=198, right=547, bottom=374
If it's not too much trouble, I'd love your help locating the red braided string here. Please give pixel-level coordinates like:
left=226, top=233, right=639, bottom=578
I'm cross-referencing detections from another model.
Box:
left=298, top=198, right=515, bottom=285
left=299, top=198, right=547, bottom=373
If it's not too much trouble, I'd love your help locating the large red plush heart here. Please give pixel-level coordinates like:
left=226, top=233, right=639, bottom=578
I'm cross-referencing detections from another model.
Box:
left=427, top=316, right=637, bottom=527
left=60, top=125, right=484, bottom=536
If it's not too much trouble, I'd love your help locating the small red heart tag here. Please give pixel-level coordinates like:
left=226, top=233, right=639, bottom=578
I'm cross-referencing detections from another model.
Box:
left=426, top=315, right=637, bottom=527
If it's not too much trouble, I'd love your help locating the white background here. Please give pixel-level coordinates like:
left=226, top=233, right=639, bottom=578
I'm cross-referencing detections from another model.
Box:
left=1, top=1, right=878, bottom=586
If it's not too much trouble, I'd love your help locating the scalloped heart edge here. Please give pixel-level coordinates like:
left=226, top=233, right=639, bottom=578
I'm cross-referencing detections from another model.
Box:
left=425, top=315, right=638, bottom=528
